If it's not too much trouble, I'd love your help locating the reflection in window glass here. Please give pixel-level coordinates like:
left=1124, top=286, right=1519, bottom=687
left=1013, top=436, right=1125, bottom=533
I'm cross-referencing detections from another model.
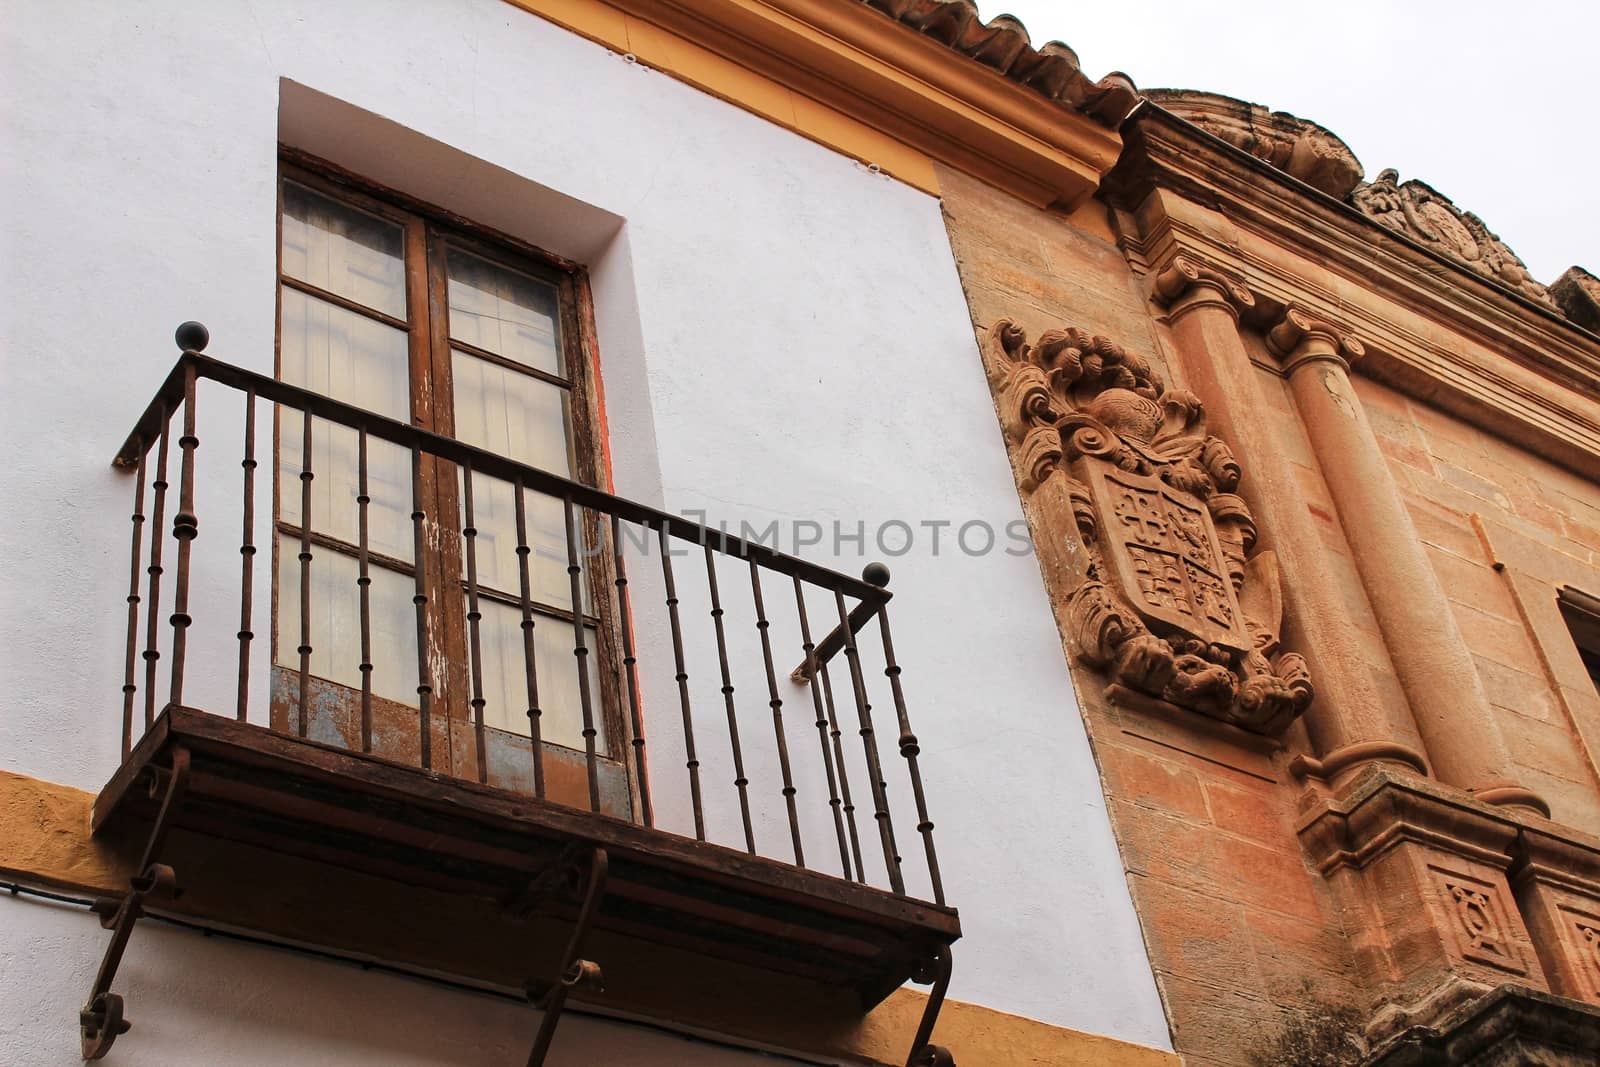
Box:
left=279, top=413, right=413, bottom=563
left=476, top=598, right=605, bottom=752
left=280, top=288, right=410, bottom=418
left=282, top=182, right=407, bottom=319
left=274, top=541, right=419, bottom=706
left=446, top=246, right=562, bottom=375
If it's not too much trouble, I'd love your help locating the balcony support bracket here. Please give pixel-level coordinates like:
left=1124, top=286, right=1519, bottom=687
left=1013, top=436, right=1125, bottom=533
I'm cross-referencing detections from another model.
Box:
left=79, top=747, right=192, bottom=1060
left=906, top=945, right=956, bottom=1067
left=524, top=846, right=609, bottom=1067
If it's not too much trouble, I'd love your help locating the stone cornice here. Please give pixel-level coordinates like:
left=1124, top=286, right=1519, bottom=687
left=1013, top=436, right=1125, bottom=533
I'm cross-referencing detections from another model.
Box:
left=1111, top=108, right=1600, bottom=480
left=503, top=0, right=1124, bottom=209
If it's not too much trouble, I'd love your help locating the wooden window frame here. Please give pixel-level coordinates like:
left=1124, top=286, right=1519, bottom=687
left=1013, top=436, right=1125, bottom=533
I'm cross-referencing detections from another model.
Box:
left=271, top=149, right=630, bottom=795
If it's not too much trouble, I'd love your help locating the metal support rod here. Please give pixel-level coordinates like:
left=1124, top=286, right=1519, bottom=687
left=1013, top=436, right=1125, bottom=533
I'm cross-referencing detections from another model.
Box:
left=526, top=848, right=609, bottom=1067
left=790, top=596, right=883, bottom=682
left=79, top=748, right=192, bottom=1061
left=905, top=946, right=955, bottom=1067
left=612, top=515, right=652, bottom=827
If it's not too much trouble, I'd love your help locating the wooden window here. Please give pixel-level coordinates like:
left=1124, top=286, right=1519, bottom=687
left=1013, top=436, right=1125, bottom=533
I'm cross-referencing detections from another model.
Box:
left=271, top=158, right=626, bottom=809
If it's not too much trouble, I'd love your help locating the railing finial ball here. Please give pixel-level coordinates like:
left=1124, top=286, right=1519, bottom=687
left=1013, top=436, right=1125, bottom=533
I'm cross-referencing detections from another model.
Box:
left=862, top=562, right=891, bottom=588
left=175, top=321, right=209, bottom=353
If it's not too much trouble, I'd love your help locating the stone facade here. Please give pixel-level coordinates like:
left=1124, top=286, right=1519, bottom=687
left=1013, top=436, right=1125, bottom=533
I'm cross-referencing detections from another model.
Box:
left=939, top=65, right=1600, bottom=1064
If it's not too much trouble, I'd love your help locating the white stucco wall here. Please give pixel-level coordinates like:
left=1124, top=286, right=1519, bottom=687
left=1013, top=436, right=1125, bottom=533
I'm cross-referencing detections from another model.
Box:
left=0, top=0, right=1172, bottom=1057
left=0, top=896, right=809, bottom=1066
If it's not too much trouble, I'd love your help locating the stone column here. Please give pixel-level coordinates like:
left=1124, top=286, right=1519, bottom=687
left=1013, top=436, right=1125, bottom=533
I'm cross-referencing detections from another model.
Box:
left=1153, top=257, right=1429, bottom=783
left=1266, top=307, right=1548, bottom=816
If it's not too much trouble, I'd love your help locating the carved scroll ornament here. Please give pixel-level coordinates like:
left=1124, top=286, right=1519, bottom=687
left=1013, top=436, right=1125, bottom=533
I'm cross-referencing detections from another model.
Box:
left=985, top=320, right=1313, bottom=735
left=1350, top=169, right=1552, bottom=305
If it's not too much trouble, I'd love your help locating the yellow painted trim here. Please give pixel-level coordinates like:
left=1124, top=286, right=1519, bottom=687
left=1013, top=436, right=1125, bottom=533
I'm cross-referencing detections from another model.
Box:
left=1, top=769, right=1176, bottom=1066
left=498, top=0, right=1122, bottom=209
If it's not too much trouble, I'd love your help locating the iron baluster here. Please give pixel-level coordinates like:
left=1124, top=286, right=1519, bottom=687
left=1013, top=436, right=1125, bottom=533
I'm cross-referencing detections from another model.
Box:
left=120, top=450, right=148, bottom=757
left=237, top=386, right=257, bottom=722
left=705, top=544, right=756, bottom=854
left=513, top=479, right=545, bottom=798
left=166, top=363, right=200, bottom=709
left=463, top=463, right=489, bottom=782
left=355, top=426, right=374, bottom=752
left=751, top=560, right=803, bottom=866
left=793, top=577, right=853, bottom=879
left=296, top=410, right=314, bottom=737
left=818, top=659, right=867, bottom=882
left=835, top=588, right=904, bottom=895
left=658, top=526, right=705, bottom=841
left=612, top=514, right=651, bottom=827
left=867, top=565, right=945, bottom=905
left=140, top=417, right=172, bottom=730
left=410, top=446, right=435, bottom=770
left=563, top=495, right=600, bottom=812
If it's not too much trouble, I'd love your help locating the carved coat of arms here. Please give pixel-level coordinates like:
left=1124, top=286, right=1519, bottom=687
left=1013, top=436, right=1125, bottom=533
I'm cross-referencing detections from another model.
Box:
left=983, top=320, right=1313, bottom=735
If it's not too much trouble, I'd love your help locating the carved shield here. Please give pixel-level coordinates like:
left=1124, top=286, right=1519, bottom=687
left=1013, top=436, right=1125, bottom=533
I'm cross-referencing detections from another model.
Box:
left=1084, top=462, right=1251, bottom=653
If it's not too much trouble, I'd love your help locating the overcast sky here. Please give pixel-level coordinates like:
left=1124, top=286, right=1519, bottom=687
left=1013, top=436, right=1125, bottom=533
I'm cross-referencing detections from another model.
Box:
left=975, top=0, right=1595, bottom=286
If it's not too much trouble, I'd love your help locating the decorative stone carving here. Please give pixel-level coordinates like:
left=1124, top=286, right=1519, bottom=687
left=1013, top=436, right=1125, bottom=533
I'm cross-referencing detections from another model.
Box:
left=1350, top=169, right=1553, bottom=305
left=1552, top=266, right=1600, bottom=332
left=984, top=319, right=1313, bottom=735
left=1145, top=90, right=1363, bottom=199
left=1437, top=870, right=1524, bottom=973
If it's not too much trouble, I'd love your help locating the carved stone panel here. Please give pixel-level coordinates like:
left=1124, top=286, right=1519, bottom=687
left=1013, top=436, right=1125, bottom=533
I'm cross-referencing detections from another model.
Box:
left=1432, top=867, right=1528, bottom=976
left=983, top=319, right=1313, bottom=735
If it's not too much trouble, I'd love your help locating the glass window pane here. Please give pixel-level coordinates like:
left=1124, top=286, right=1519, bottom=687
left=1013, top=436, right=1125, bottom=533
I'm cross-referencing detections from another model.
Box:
left=451, top=350, right=571, bottom=473
left=275, top=541, right=419, bottom=707
left=446, top=246, right=562, bottom=375
left=281, top=182, right=407, bottom=319
left=476, top=598, right=606, bottom=753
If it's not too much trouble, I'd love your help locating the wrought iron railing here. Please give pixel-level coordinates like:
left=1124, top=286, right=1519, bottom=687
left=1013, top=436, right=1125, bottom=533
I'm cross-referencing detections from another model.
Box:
left=111, top=323, right=945, bottom=905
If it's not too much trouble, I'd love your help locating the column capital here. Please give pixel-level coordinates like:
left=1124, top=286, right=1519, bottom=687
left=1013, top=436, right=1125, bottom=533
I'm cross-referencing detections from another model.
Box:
left=1266, top=306, right=1366, bottom=373
left=1152, top=254, right=1255, bottom=323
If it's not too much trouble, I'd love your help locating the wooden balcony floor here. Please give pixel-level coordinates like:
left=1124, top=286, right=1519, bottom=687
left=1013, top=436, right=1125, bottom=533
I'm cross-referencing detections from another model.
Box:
left=93, top=707, right=960, bottom=1008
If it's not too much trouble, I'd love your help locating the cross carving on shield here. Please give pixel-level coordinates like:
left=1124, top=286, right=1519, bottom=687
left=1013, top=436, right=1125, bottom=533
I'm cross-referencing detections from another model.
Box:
left=1085, top=463, right=1251, bottom=653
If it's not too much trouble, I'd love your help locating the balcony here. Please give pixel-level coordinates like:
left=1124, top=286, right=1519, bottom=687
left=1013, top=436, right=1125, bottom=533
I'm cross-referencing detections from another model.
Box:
left=80, top=326, right=958, bottom=1064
